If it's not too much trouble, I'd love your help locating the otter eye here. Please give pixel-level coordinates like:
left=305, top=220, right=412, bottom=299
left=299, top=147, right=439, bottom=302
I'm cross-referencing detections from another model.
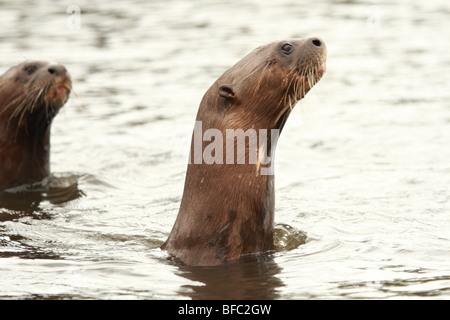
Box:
left=24, top=65, right=37, bottom=75
left=281, top=43, right=293, bottom=55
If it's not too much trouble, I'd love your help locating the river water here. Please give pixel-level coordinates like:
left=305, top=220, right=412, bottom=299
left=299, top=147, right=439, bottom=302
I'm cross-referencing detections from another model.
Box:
left=0, top=0, right=449, bottom=299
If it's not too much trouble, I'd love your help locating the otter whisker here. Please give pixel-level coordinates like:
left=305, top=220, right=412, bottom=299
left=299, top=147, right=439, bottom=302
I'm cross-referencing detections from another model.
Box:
left=307, top=70, right=314, bottom=89
left=31, top=87, right=45, bottom=113
left=301, top=76, right=306, bottom=100
left=236, top=61, right=268, bottom=87
left=252, top=62, right=271, bottom=98
left=9, top=91, right=36, bottom=127
left=288, top=94, right=294, bottom=113
left=279, top=70, right=296, bottom=109
left=283, top=76, right=294, bottom=106
left=18, top=86, right=44, bottom=128
left=294, top=76, right=301, bottom=101
left=298, top=77, right=304, bottom=101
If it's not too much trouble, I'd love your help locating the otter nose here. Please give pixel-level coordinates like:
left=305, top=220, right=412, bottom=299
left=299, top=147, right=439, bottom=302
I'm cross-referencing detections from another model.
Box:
left=47, top=64, right=67, bottom=76
left=310, top=37, right=323, bottom=47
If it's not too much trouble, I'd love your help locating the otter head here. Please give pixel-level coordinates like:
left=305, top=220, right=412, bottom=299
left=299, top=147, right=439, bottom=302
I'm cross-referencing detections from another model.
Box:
left=205, top=38, right=326, bottom=133
left=0, top=61, right=72, bottom=190
left=0, top=61, right=72, bottom=128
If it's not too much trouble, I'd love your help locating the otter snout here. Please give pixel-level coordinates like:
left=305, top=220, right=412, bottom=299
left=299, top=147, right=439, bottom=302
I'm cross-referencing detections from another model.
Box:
left=47, top=63, right=68, bottom=77
left=306, top=37, right=327, bottom=53
left=309, top=37, right=324, bottom=48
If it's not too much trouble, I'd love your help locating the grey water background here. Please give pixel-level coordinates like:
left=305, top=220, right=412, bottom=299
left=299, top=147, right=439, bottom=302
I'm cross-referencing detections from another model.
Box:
left=0, top=0, right=449, bottom=299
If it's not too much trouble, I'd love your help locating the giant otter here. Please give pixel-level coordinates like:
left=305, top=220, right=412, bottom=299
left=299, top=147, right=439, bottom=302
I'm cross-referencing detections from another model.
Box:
left=0, top=61, right=72, bottom=190
left=162, top=38, right=327, bottom=266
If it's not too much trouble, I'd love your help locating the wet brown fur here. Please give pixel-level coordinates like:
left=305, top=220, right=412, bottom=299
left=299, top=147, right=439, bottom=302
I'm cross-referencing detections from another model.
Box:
left=0, top=61, right=71, bottom=190
left=163, top=38, right=327, bottom=266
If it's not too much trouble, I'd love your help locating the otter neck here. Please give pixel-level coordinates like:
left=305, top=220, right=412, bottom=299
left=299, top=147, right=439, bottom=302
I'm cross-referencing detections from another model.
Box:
left=163, top=119, right=278, bottom=266
left=0, top=111, right=53, bottom=189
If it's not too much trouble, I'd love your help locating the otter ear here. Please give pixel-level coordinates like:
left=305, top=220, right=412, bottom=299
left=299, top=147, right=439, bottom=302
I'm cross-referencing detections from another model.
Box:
left=218, top=85, right=236, bottom=100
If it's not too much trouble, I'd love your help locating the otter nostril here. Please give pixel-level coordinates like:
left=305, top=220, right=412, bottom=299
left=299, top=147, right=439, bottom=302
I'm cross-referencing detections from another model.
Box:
left=312, top=39, right=322, bottom=47
left=47, top=65, right=67, bottom=76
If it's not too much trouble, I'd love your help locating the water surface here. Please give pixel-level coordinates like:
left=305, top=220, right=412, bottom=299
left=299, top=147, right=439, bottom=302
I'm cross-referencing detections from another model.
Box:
left=0, top=0, right=449, bottom=299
